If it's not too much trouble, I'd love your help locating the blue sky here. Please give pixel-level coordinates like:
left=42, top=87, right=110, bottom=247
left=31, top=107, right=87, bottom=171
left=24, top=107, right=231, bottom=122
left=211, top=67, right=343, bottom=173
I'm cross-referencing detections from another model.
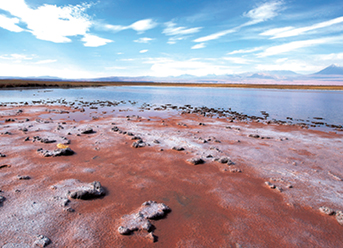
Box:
left=0, top=0, right=342, bottom=78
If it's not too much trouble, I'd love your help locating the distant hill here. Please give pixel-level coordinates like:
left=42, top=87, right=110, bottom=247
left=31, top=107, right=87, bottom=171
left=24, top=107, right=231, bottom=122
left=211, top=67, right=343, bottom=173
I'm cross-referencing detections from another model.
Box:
left=314, top=64, right=343, bottom=75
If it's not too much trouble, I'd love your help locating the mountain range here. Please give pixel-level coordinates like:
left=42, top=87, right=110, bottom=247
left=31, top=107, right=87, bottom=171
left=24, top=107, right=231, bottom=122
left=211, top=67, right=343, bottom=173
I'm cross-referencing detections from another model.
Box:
left=1, top=64, right=343, bottom=84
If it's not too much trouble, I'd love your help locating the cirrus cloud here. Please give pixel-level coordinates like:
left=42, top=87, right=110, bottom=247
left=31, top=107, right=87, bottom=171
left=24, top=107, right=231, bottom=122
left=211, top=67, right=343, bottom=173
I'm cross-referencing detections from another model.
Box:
left=104, top=19, right=157, bottom=34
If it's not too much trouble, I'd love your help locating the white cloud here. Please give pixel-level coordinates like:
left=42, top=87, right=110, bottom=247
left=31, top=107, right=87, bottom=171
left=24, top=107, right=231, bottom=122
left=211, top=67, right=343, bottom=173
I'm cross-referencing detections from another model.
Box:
left=0, top=61, right=94, bottom=79
left=0, top=14, right=23, bottom=32
left=35, top=59, right=57, bottom=64
left=260, top=16, right=343, bottom=39
left=191, top=43, right=206, bottom=49
left=81, top=34, right=113, bottom=47
left=243, top=1, right=284, bottom=26
left=315, top=52, right=343, bottom=61
left=130, top=19, right=157, bottom=33
left=163, top=21, right=201, bottom=44
left=163, top=21, right=201, bottom=36
left=0, top=53, right=34, bottom=61
left=139, top=49, right=148, bottom=53
left=193, top=1, right=283, bottom=43
left=0, top=1, right=114, bottom=47
left=134, top=37, right=154, bottom=43
left=193, top=29, right=236, bottom=43
left=255, top=59, right=322, bottom=73
left=148, top=58, right=236, bottom=77
left=105, top=66, right=127, bottom=70
left=105, top=19, right=157, bottom=34
left=258, top=36, right=343, bottom=57
left=223, top=57, right=252, bottom=64
left=0, top=1, right=93, bottom=43
left=260, top=27, right=294, bottom=36
left=227, top=47, right=264, bottom=55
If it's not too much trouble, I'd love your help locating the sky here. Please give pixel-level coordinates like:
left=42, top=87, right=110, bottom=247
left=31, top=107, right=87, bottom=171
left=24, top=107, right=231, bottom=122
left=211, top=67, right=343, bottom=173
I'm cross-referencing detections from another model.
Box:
left=0, top=0, right=342, bottom=79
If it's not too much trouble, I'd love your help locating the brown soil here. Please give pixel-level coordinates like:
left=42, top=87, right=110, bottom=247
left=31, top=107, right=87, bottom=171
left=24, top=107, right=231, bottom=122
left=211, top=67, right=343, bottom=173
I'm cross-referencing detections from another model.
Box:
left=0, top=105, right=343, bottom=247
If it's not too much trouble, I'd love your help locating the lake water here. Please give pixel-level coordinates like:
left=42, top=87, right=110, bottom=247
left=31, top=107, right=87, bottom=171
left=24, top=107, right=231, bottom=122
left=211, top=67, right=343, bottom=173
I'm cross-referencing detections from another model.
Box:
left=1, top=86, right=343, bottom=126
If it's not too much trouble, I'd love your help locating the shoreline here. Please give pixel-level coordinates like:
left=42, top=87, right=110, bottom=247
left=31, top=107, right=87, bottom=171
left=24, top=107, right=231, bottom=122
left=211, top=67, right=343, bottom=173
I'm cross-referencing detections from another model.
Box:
left=1, top=103, right=343, bottom=247
left=1, top=79, right=343, bottom=90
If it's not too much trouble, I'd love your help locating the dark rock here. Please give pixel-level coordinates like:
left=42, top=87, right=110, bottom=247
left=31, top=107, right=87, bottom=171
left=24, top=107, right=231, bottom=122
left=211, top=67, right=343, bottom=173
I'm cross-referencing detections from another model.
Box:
left=33, top=136, right=56, bottom=143
left=37, top=148, right=75, bottom=157
left=228, top=168, right=242, bottom=173
left=187, top=157, right=205, bottom=165
left=118, top=201, right=171, bottom=237
left=319, top=206, right=335, bottom=215
left=0, top=196, right=5, bottom=204
left=0, top=153, right=6, bottom=157
left=24, top=137, right=30, bottom=141
left=69, top=181, right=105, bottom=200
left=111, top=126, right=119, bottom=132
left=153, top=139, right=160, bottom=144
left=17, top=175, right=31, bottom=180
left=172, top=146, right=185, bottom=151
left=132, top=140, right=146, bottom=148
left=5, top=118, right=15, bottom=122
left=248, top=134, right=260, bottom=139
left=265, top=181, right=275, bottom=189
left=81, top=127, right=94, bottom=134
left=33, top=235, right=51, bottom=247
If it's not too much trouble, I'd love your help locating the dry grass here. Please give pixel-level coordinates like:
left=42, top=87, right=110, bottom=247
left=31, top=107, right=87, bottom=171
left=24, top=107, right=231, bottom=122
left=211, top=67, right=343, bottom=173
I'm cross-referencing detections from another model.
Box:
left=1, top=79, right=343, bottom=90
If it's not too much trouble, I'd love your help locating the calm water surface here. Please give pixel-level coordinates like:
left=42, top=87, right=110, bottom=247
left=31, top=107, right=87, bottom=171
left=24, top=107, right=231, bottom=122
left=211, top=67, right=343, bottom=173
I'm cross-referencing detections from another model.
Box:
left=1, top=86, right=342, bottom=126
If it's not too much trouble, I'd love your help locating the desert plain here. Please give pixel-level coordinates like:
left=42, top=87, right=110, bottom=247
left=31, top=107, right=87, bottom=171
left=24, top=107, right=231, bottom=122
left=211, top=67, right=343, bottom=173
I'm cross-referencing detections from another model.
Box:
left=0, top=97, right=343, bottom=247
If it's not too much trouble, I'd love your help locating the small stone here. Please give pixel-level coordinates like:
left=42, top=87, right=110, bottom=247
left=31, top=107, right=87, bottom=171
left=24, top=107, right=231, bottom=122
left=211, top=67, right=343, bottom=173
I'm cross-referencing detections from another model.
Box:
left=37, top=148, right=74, bottom=157
left=118, top=226, right=130, bottom=235
left=69, top=181, right=105, bottom=200
left=0, top=196, right=5, bottom=203
left=229, top=168, right=242, bottom=173
left=132, top=141, right=146, bottom=148
left=275, top=186, right=283, bottom=192
left=64, top=207, right=75, bottom=212
left=265, top=181, right=275, bottom=189
left=336, top=211, right=343, bottom=225
left=146, top=232, right=157, bottom=242
left=319, top=206, right=335, bottom=215
left=0, top=153, right=6, bottom=157
left=17, top=175, right=31, bottom=180
left=172, top=146, right=185, bottom=151
left=187, top=157, right=205, bottom=165
left=81, top=127, right=94, bottom=134
left=33, top=235, right=51, bottom=247
left=24, top=137, right=30, bottom=141
left=286, top=184, right=293, bottom=188
left=248, top=134, right=260, bottom=138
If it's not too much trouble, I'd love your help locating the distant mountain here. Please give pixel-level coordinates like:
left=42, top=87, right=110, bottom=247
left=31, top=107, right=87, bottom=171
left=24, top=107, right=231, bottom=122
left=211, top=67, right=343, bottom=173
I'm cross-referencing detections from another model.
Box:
left=314, top=64, right=343, bottom=75
left=1, top=65, right=342, bottom=84
left=247, top=73, right=275, bottom=80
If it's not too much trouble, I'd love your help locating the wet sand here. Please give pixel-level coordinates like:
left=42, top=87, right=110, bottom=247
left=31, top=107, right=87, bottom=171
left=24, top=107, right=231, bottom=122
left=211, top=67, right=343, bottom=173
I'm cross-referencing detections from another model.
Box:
left=1, top=103, right=343, bottom=247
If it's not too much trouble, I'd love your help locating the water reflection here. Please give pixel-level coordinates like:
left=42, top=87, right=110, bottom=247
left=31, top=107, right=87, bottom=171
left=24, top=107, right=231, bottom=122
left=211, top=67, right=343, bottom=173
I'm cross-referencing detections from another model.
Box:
left=0, top=86, right=342, bottom=125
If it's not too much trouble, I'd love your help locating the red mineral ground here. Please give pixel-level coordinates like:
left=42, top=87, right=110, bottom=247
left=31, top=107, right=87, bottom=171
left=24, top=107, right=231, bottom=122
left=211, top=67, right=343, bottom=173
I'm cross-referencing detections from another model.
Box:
left=0, top=104, right=343, bottom=247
